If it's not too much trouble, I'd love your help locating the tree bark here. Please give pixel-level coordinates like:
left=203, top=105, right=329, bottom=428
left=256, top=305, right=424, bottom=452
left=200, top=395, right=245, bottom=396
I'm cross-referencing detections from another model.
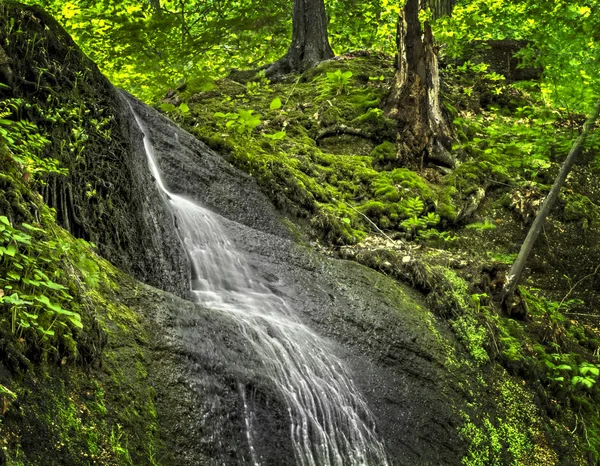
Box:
left=384, top=0, right=454, bottom=168
left=500, top=99, right=600, bottom=312
left=266, top=0, right=334, bottom=75
left=424, top=0, right=457, bottom=20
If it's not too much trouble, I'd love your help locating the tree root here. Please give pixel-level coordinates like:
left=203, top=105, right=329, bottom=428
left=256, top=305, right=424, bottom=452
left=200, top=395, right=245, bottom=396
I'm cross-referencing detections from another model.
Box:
left=316, top=125, right=373, bottom=142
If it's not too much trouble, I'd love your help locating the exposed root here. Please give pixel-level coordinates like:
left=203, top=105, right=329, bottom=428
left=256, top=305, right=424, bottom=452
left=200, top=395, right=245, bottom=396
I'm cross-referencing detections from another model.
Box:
left=316, top=125, right=373, bottom=142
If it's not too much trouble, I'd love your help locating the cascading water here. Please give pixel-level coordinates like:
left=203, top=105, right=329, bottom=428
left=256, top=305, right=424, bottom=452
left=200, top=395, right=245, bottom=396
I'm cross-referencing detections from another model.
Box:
left=128, top=103, right=389, bottom=466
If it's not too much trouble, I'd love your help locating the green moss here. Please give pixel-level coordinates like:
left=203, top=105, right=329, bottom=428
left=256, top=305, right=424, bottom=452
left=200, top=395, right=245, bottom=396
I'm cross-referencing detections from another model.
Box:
left=460, top=413, right=502, bottom=466
left=562, top=193, right=599, bottom=228
left=371, top=141, right=397, bottom=168
left=451, top=314, right=490, bottom=366
left=497, top=318, right=525, bottom=362
left=461, top=379, right=558, bottom=466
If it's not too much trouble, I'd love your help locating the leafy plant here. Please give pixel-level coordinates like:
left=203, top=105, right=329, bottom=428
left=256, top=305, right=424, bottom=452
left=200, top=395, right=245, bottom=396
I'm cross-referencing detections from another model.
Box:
left=399, top=197, right=440, bottom=237
left=109, top=424, right=133, bottom=465
left=159, top=102, right=190, bottom=119
left=545, top=355, right=572, bottom=383
left=324, top=70, right=353, bottom=95
left=269, top=97, right=282, bottom=110
left=521, top=287, right=583, bottom=325
left=262, top=131, right=286, bottom=140
left=0, top=216, right=83, bottom=351
left=572, top=362, right=600, bottom=389
left=0, top=102, right=67, bottom=184
left=471, top=293, right=488, bottom=313
left=214, top=109, right=262, bottom=135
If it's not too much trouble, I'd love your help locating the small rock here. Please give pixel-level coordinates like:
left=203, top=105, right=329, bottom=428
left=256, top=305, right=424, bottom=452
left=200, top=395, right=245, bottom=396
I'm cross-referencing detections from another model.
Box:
left=402, top=256, right=411, bottom=264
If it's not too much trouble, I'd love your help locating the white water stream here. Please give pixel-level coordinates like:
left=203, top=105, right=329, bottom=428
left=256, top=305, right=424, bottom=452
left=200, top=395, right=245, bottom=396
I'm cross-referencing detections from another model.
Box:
left=129, top=106, right=389, bottom=466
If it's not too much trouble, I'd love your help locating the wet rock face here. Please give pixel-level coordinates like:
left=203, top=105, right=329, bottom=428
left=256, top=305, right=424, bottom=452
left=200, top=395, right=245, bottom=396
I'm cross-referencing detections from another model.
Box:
left=132, top=103, right=467, bottom=465
left=124, top=95, right=289, bottom=239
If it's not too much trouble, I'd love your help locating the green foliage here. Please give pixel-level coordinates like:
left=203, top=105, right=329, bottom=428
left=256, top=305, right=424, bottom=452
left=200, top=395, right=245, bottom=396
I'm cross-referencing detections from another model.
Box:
left=460, top=379, right=547, bottom=465
left=452, top=313, right=489, bottom=366
left=110, top=424, right=133, bottom=465
left=269, top=97, right=282, bottom=110
left=435, top=0, right=600, bottom=114
left=562, top=193, right=600, bottom=228
left=572, top=362, right=600, bottom=389
left=327, top=0, right=399, bottom=55
left=521, top=287, right=583, bottom=325
left=370, top=141, right=396, bottom=168
left=0, top=215, right=84, bottom=353
left=262, top=131, right=286, bottom=140
left=544, top=355, right=573, bottom=383
left=160, top=102, right=190, bottom=119
left=0, top=100, right=67, bottom=184
left=324, top=70, right=354, bottom=96
left=30, top=0, right=289, bottom=100
left=214, top=109, right=262, bottom=135
left=489, top=252, right=517, bottom=265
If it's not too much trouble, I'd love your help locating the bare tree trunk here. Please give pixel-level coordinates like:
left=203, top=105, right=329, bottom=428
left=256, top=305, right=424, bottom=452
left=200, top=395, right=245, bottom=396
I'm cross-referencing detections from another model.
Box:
left=500, top=99, right=600, bottom=313
left=384, top=0, right=454, bottom=168
left=424, top=0, right=457, bottom=20
left=266, top=0, right=334, bottom=75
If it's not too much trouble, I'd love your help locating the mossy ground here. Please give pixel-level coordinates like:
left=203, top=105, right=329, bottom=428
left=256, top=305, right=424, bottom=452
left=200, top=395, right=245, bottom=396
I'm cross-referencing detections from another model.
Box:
left=162, top=51, right=600, bottom=464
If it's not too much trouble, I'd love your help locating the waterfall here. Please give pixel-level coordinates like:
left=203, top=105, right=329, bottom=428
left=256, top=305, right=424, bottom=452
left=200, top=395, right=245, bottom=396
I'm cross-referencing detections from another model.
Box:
left=128, top=103, right=389, bottom=466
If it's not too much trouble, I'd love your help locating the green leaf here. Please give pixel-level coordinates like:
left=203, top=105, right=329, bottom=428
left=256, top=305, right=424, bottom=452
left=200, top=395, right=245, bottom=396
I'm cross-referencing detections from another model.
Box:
left=22, top=278, right=41, bottom=287
left=34, top=295, right=63, bottom=313
left=179, top=103, right=190, bottom=114
left=263, top=131, right=286, bottom=140
left=238, top=109, right=255, bottom=120
left=12, top=232, right=31, bottom=244
left=555, top=365, right=572, bottom=371
left=214, top=112, right=227, bottom=118
left=580, top=364, right=599, bottom=376
left=68, top=315, right=83, bottom=329
left=159, top=103, right=176, bottom=112
left=0, top=216, right=10, bottom=226
left=21, top=223, right=44, bottom=232
left=341, top=217, right=351, bottom=225
left=545, top=360, right=557, bottom=369
left=3, top=244, right=16, bottom=257
left=4, top=293, right=29, bottom=306
left=270, top=97, right=282, bottom=110
left=41, top=280, right=67, bottom=291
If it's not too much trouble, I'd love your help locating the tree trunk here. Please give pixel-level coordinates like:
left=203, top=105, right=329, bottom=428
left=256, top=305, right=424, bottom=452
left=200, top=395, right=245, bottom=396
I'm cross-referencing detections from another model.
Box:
left=384, top=0, right=454, bottom=168
left=500, top=99, right=600, bottom=314
left=266, top=0, right=334, bottom=76
left=424, top=0, right=457, bottom=20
